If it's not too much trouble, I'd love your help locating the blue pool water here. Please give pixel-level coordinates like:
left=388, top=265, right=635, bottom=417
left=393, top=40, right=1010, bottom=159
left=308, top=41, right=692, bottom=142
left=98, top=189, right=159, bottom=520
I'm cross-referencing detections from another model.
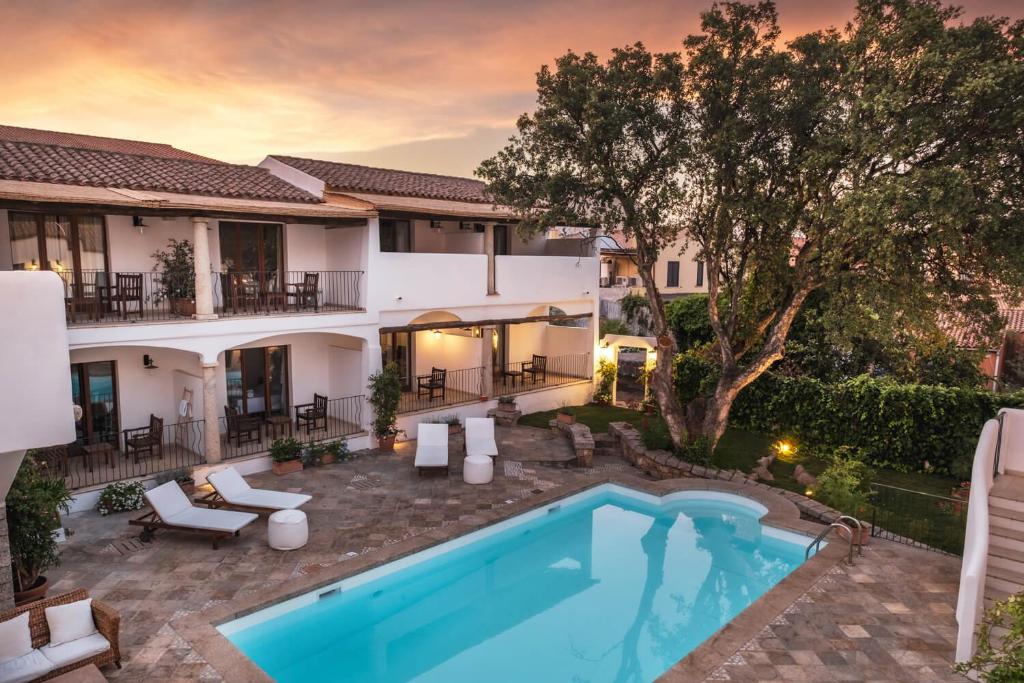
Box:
left=222, top=486, right=813, bottom=682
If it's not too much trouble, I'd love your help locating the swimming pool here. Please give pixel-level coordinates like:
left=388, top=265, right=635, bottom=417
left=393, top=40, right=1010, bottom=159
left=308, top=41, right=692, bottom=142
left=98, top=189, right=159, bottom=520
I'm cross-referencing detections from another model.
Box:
left=220, top=484, right=816, bottom=682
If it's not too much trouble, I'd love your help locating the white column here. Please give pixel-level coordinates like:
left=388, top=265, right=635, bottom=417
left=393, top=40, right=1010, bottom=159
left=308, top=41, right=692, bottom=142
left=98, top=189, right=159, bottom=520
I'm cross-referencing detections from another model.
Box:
left=484, top=222, right=497, bottom=295
left=201, top=362, right=221, bottom=463
left=480, top=326, right=495, bottom=399
left=191, top=217, right=216, bottom=320
left=364, top=341, right=383, bottom=441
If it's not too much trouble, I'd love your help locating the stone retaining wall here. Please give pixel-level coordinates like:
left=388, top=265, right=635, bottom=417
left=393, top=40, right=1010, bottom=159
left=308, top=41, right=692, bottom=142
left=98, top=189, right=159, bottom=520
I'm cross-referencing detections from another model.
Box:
left=607, top=421, right=843, bottom=525
left=549, top=419, right=595, bottom=467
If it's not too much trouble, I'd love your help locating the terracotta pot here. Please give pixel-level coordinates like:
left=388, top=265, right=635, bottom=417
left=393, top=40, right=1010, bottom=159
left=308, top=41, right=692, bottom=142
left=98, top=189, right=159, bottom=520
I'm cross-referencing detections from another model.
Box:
left=170, top=298, right=196, bottom=317
left=378, top=435, right=396, bottom=452
left=320, top=453, right=337, bottom=465
left=447, top=424, right=462, bottom=436
left=272, top=459, right=303, bottom=476
left=557, top=412, right=576, bottom=425
left=14, top=576, right=49, bottom=606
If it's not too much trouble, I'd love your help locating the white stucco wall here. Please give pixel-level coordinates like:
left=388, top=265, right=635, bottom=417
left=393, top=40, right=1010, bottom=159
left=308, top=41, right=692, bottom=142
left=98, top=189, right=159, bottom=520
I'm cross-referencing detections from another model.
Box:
left=413, top=329, right=483, bottom=374
left=508, top=322, right=547, bottom=363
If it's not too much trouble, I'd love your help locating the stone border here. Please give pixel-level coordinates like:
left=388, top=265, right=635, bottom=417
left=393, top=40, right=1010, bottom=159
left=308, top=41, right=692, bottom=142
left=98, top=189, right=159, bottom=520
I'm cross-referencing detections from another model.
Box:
left=548, top=418, right=595, bottom=466
left=173, top=473, right=845, bottom=683
left=608, top=421, right=846, bottom=525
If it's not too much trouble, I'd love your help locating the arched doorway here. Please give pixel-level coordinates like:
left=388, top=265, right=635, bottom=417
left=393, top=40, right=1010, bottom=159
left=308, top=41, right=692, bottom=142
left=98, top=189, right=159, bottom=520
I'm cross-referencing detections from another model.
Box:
left=598, top=334, right=657, bottom=408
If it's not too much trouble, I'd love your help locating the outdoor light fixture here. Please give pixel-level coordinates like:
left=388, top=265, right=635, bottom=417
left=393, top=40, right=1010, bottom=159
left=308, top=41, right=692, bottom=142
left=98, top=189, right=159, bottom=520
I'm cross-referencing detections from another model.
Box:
left=133, top=215, right=148, bottom=234
left=433, top=330, right=442, bottom=339
left=775, top=440, right=795, bottom=456
left=143, top=354, right=158, bottom=369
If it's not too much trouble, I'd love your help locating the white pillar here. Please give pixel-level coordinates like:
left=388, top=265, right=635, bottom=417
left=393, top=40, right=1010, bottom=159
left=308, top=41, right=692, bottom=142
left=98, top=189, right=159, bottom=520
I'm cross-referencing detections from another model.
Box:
left=484, top=222, right=497, bottom=295
left=480, top=326, right=495, bottom=399
left=364, top=341, right=383, bottom=442
left=201, top=362, right=221, bottom=463
left=191, top=217, right=216, bottom=320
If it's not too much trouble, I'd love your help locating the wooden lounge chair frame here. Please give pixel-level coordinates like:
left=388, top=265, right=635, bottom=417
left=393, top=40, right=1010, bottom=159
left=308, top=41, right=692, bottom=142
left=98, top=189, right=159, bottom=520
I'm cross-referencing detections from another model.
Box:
left=129, top=510, right=242, bottom=549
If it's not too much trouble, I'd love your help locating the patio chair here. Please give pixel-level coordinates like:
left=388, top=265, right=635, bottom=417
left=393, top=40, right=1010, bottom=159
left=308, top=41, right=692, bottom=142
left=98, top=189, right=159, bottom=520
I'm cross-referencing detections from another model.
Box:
left=113, top=272, right=144, bottom=319
left=522, top=354, right=548, bottom=384
left=130, top=481, right=257, bottom=548
left=295, top=393, right=328, bottom=434
left=417, top=367, right=447, bottom=401
left=414, top=423, right=449, bottom=476
left=465, top=417, right=499, bottom=461
left=225, top=272, right=259, bottom=315
left=124, top=414, right=164, bottom=463
left=225, top=405, right=261, bottom=446
left=198, top=466, right=312, bottom=513
left=287, top=272, right=320, bottom=311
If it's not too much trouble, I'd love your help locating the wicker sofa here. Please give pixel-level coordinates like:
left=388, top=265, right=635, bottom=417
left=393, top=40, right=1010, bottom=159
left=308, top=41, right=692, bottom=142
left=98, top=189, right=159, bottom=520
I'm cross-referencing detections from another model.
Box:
left=0, top=589, right=120, bottom=682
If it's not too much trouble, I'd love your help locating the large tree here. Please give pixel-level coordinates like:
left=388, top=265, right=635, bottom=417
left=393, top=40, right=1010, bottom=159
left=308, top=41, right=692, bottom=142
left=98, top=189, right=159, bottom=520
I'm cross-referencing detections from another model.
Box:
left=480, top=0, right=1024, bottom=448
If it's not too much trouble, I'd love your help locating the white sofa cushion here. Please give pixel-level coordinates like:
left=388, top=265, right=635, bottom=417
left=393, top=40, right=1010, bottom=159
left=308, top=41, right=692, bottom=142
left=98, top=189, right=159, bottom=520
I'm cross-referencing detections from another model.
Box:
left=145, top=481, right=192, bottom=520
left=0, top=650, right=53, bottom=683
left=44, top=598, right=96, bottom=646
left=207, top=467, right=250, bottom=501
left=0, top=612, right=32, bottom=663
left=39, top=632, right=110, bottom=669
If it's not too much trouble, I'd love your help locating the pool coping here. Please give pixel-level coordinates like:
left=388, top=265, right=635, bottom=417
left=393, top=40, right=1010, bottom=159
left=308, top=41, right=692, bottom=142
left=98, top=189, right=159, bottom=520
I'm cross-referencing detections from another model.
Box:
left=172, top=474, right=847, bottom=683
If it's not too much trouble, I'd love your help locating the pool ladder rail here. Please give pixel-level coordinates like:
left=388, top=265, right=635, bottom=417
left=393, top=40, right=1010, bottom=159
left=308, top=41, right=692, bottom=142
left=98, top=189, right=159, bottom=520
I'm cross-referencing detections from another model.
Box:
left=805, top=515, right=867, bottom=565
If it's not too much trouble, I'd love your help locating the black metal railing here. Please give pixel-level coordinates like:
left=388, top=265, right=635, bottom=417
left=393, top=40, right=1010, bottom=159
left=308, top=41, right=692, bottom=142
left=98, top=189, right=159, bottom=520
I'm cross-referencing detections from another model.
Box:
left=496, top=352, right=592, bottom=396
left=34, top=419, right=205, bottom=490
left=399, top=366, right=485, bottom=414
left=60, top=270, right=197, bottom=325
left=213, top=270, right=362, bottom=316
left=869, top=482, right=968, bottom=555
left=221, top=395, right=364, bottom=460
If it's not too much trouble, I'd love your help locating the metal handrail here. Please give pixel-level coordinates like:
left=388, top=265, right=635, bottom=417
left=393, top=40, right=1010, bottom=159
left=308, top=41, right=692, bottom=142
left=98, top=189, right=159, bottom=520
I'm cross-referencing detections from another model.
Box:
left=835, top=515, right=867, bottom=556
left=805, top=520, right=857, bottom=565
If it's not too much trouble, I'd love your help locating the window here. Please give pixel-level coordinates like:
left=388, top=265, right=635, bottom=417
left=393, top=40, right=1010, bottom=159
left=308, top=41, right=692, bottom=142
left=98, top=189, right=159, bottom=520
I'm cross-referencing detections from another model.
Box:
left=380, top=331, right=412, bottom=390
left=225, top=346, right=290, bottom=417
left=494, top=224, right=510, bottom=256
left=695, top=260, right=705, bottom=287
left=8, top=211, right=108, bottom=278
left=380, top=219, right=412, bottom=253
left=70, top=361, right=118, bottom=445
left=218, top=222, right=282, bottom=273
left=666, top=261, right=680, bottom=288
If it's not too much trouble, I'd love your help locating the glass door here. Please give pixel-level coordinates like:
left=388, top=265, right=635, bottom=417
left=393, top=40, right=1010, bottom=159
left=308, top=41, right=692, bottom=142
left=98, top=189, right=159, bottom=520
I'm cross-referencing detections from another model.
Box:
left=9, top=212, right=109, bottom=296
left=380, top=332, right=412, bottom=391
left=218, top=222, right=284, bottom=308
left=492, top=324, right=508, bottom=382
left=70, top=361, right=118, bottom=445
left=225, top=346, right=290, bottom=418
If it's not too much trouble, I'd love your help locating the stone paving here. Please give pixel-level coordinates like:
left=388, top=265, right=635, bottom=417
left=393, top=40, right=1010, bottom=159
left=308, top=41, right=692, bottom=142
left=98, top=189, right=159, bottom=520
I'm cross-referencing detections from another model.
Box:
left=46, top=425, right=967, bottom=683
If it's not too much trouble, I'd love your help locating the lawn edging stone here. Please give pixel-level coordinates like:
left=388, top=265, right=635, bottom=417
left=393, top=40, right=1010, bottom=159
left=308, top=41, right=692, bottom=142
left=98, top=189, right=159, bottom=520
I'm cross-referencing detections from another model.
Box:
left=606, top=421, right=843, bottom=525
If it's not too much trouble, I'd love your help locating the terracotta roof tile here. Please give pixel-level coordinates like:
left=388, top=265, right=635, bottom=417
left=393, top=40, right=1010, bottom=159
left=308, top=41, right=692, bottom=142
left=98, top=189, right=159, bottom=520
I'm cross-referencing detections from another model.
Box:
left=0, top=124, right=221, bottom=163
left=0, top=141, right=321, bottom=203
left=941, top=308, right=1024, bottom=348
left=270, top=156, right=491, bottom=203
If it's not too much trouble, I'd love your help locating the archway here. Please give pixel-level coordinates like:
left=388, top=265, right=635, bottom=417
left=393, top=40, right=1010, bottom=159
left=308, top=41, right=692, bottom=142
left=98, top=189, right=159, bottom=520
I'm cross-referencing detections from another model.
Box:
left=598, top=334, right=657, bottom=407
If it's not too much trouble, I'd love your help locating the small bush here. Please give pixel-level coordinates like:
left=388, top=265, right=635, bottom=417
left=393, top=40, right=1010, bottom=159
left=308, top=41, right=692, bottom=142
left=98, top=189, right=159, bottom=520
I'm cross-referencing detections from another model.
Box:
left=594, top=359, right=616, bottom=405
left=955, top=592, right=1024, bottom=682
left=269, top=437, right=303, bottom=463
left=813, top=449, right=874, bottom=516
left=97, top=481, right=146, bottom=516
left=640, top=419, right=673, bottom=451
left=599, top=318, right=630, bottom=337
left=678, top=436, right=712, bottom=466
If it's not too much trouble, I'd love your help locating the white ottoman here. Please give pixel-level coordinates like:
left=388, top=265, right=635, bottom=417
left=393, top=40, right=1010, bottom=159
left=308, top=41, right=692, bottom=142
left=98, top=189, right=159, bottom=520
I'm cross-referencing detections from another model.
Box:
left=463, top=454, right=494, bottom=485
left=268, top=509, right=308, bottom=550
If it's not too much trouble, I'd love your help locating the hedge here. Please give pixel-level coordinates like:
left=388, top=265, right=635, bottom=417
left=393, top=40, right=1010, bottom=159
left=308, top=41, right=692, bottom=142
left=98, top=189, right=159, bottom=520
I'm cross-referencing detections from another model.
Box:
left=727, top=373, right=1024, bottom=477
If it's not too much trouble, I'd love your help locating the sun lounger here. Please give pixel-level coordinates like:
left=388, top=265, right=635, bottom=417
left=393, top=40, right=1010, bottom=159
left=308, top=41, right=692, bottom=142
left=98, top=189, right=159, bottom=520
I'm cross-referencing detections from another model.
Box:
left=415, top=423, right=450, bottom=476
left=199, top=466, right=312, bottom=513
left=465, top=417, right=499, bottom=461
left=129, top=481, right=257, bottom=548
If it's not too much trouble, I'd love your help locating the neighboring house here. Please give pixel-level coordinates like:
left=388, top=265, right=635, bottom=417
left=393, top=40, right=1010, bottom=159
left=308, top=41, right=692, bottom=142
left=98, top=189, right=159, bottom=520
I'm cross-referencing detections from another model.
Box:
left=0, top=126, right=598, bottom=506
left=943, top=306, right=1024, bottom=391
left=597, top=232, right=707, bottom=303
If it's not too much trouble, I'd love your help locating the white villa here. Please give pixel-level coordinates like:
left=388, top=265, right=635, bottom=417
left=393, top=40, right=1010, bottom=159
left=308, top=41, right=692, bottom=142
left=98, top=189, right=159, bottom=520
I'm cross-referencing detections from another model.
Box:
left=0, top=125, right=598, bottom=505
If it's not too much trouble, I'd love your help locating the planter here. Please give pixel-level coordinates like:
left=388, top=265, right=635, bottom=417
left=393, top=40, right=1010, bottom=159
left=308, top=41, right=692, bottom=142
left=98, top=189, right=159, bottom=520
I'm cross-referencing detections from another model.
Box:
left=319, top=453, right=337, bottom=465
left=272, top=459, right=303, bottom=476
left=378, top=435, right=397, bottom=452
left=14, top=576, right=49, bottom=606
left=447, top=424, right=462, bottom=436
left=169, top=297, right=196, bottom=317
left=556, top=412, right=576, bottom=425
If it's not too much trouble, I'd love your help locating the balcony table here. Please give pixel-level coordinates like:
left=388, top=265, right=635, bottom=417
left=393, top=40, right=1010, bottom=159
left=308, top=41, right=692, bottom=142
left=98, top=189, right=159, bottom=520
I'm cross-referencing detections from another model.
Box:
left=83, top=442, right=116, bottom=472
left=265, top=414, right=293, bottom=439
left=501, top=369, right=523, bottom=390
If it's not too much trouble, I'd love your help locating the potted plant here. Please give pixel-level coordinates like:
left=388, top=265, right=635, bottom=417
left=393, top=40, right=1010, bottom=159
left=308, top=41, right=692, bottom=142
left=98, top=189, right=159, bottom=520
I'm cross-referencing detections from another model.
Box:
left=154, top=467, right=195, bottom=496
left=369, top=363, right=402, bottom=451
left=7, top=454, right=72, bottom=605
left=269, top=437, right=304, bottom=475
left=151, top=238, right=196, bottom=317
left=320, top=439, right=349, bottom=465
left=96, top=481, right=146, bottom=515
left=556, top=404, right=576, bottom=425
left=496, top=395, right=517, bottom=412
left=438, top=414, right=462, bottom=435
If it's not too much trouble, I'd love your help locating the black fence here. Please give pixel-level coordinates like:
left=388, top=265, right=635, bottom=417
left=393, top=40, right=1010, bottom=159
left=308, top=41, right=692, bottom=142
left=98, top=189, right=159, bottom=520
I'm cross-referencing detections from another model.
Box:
left=213, top=270, right=362, bottom=316
left=869, top=482, right=967, bottom=555
left=61, top=270, right=197, bottom=325
left=221, top=395, right=364, bottom=460
left=399, top=366, right=485, bottom=414
left=34, top=419, right=206, bottom=490
left=496, top=352, right=592, bottom=396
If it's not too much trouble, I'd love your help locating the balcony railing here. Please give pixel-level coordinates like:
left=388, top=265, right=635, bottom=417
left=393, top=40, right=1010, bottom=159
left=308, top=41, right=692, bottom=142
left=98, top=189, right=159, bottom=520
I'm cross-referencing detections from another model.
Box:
left=61, top=270, right=198, bottom=325
left=220, top=395, right=364, bottom=461
left=496, top=352, right=593, bottom=397
left=213, top=270, right=362, bottom=317
left=399, top=366, right=485, bottom=414
left=33, top=419, right=205, bottom=490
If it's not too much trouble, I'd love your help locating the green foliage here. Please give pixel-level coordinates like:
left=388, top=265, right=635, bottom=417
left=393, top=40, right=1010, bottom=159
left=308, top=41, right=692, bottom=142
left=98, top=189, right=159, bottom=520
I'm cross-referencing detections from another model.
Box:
left=640, top=419, right=674, bottom=451
left=956, top=592, right=1024, bottom=682
left=729, top=372, right=1024, bottom=476
left=677, top=436, right=713, bottom=466
left=97, top=480, right=146, bottom=516
left=594, top=359, right=617, bottom=405
left=269, top=437, right=302, bottom=463
left=150, top=238, right=196, bottom=301
left=153, top=467, right=193, bottom=486
left=8, top=455, right=72, bottom=591
left=619, top=293, right=652, bottom=334
left=665, top=295, right=713, bottom=350
left=557, top=404, right=576, bottom=416
left=368, top=363, right=402, bottom=439
left=673, top=350, right=718, bottom=405
left=599, top=318, right=631, bottom=337
left=813, top=449, right=874, bottom=515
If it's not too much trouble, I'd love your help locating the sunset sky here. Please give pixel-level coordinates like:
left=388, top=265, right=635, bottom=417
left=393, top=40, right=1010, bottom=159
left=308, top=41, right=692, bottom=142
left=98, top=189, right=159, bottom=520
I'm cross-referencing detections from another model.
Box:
left=2, top=0, right=1020, bottom=177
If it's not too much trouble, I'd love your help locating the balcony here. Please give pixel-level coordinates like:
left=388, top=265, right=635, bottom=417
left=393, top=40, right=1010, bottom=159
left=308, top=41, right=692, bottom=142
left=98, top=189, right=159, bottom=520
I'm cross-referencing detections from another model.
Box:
left=212, top=270, right=362, bottom=318
left=219, top=394, right=363, bottom=461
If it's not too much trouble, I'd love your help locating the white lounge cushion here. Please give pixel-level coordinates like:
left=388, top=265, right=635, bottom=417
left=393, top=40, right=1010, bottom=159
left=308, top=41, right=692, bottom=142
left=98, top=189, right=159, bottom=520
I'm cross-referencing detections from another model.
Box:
left=44, top=599, right=96, bottom=646
left=39, top=632, right=110, bottom=668
left=144, top=480, right=193, bottom=520
left=163, top=507, right=257, bottom=533
left=0, top=613, right=32, bottom=664
left=465, top=418, right=498, bottom=458
left=209, top=468, right=311, bottom=510
left=0, top=650, right=53, bottom=683
left=415, top=423, right=449, bottom=467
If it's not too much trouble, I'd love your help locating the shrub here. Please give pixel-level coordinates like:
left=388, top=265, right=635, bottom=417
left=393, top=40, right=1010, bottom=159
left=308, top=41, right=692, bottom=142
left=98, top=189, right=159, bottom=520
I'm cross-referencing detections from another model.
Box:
left=673, top=349, right=718, bottom=405
left=97, top=480, right=146, bottom=516
left=269, top=437, right=303, bottom=463
left=640, top=419, right=673, bottom=451
left=368, top=363, right=402, bottom=439
left=678, top=436, right=713, bottom=466
left=599, top=318, right=630, bottom=337
left=665, top=294, right=713, bottom=350
left=324, top=439, right=349, bottom=461
left=8, top=455, right=72, bottom=591
left=955, top=592, right=1024, bottom=682
left=619, top=293, right=651, bottom=333
left=813, top=449, right=874, bottom=515
left=154, top=467, right=193, bottom=486
left=594, top=359, right=616, bottom=405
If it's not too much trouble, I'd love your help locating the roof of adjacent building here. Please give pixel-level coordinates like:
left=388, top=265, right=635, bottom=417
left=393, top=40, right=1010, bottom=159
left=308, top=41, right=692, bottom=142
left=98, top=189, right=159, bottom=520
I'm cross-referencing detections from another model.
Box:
left=269, top=155, right=491, bottom=203
left=0, top=139, right=322, bottom=204
left=943, top=307, right=1024, bottom=349
left=0, top=124, right=221, bottom=163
